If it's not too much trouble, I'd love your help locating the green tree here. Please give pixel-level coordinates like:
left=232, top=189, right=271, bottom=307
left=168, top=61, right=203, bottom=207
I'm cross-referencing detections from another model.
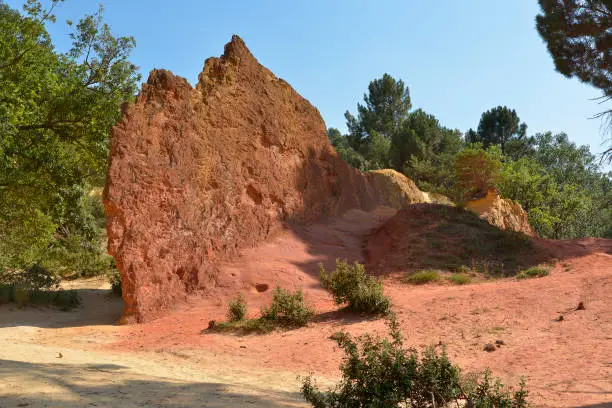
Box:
left=345, top=73, right=411, bottom=149
left=392, top=110, right=462, bottom=195
left=328, top=127, right=366, bottom=170
left=0, top=1, right=140, bottom=276
left=454, top=145, right=503, bottom=202
left=497, top=134, right=612, bottom=239
left=536, top=0, right=612, bottom=161
left=473, top=106, right=527, bottom=154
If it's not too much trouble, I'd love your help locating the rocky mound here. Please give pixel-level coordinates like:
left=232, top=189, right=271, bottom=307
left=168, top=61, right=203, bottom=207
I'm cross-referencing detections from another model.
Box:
left=104, top=36, right=385, bottom=322
left=365, top=204, right=546, bottom=275
left=366, top=169, right=452, bottom=207
left=466, top=189, right=536, bottom=236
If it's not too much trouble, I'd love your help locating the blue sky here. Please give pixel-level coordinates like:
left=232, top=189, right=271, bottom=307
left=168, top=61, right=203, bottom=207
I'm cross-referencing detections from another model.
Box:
left=8, top=0, right=611, bottom=158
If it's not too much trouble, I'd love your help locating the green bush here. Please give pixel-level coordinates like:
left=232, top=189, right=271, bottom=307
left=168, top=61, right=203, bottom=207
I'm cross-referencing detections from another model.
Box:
left=405, top=269, right=441, bottom=285
left=516, top=267, right=549, bottom=279
left=1, top=264, right=60, bottom=291
left=456, top=265, right=472, bottom=273
left=319, top=260, right=390, bottom=315
left=301, top=315, right=531, bottom=407
left=261, top=287, right=315, bottom=327
left=227, top=294, right=248, bottom=322
left=446, top=273, right=472, bottom=285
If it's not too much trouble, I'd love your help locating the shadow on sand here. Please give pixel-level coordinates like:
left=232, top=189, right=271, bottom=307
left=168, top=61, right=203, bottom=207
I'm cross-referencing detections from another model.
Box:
left=0, top=358, right=305, bottom=407
left=0, top=287, right=123, bottom=329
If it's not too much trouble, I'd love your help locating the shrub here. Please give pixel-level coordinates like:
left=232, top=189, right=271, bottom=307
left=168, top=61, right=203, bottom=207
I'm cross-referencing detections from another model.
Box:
left=227, top=294, right=247, bottom=322
left=456, top=264, right=472, bottom=273
left=260, top=287, right=314, bottom=327
left=405, top=269, right=440, bottom=285
left=447, top=273, right=472, bottom=285
left=1, top=264, right=60, bottom=291
left=319, top=260, right=390, bottom=315
left=516, top=267, right=549, bottom=279
left=301, top=314, right=531, bottom=407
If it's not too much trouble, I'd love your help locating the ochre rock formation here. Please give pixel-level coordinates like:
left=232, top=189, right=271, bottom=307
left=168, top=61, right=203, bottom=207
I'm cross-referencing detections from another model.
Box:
left=104, top=36, right=535, bottom=323
left=366, top=169, right=452, bottom=207
left=104, top=35, right=381, bottom=322
left=466, top=189, right=536, bottom=236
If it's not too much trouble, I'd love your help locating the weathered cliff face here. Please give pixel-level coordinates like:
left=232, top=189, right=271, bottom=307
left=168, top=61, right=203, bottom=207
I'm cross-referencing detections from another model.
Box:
left=104, top=36, right=536, bottom=323
left=104, top=35, right=378, bottom=322
left=466, top=189, right=536, bottom=236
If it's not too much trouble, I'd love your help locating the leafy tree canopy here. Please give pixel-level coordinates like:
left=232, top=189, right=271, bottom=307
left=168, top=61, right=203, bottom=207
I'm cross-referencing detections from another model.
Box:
left=0, top=0, right=140, bottom=275
left=469, top=106, right=527, bottom=154
left=345, top=73, right=411, bottom=148
left=536, top=0, right=612, bottom=161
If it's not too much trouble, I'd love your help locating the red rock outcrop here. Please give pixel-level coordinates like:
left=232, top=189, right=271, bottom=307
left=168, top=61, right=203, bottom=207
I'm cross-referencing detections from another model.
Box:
left=465, top=189, right=536, bottom=236
left=104, top=35, right=378, bottom=322
left=104, top=36, right=537, bottom=323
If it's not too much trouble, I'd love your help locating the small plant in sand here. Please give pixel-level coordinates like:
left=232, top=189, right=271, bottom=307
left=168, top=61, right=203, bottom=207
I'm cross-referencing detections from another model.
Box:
left=404, top=269, right=440, bottom=285
left=301, top=314, right=531, bottom=407
left=227, top=293, right=248, bottom=322
left=212, top=287, right=314, bottom=334
left=516, top=266, right=549, bottom=279
left=319, top=259, right=390, bottom=315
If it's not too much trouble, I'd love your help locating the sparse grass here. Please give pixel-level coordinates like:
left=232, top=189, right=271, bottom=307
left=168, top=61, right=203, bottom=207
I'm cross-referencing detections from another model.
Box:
left=516, top=267, right=549, bottom=280
left=382, top=204, right=538, bottom=277
left=455, top=265, right=471, bottom=273
left=227, top=294, right=247, bottom=322
left=213, top=318, right=276, bottom=335
left=446, top=273, right=472, bottom=285
left=404, top=269, right=440, bottom=285
left=470, top=307, right=490, bottom=315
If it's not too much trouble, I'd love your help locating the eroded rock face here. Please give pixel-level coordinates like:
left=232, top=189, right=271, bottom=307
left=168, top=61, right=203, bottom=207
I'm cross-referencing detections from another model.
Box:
left=104, top=36, right=378, bottom=322
left=466, top=189, right=536, bottom=236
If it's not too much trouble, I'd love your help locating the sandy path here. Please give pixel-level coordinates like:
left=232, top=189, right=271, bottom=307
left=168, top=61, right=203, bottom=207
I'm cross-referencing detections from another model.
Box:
left=1, top=208, right=611, bottom=408
left=0, top=281, right=311, bottom=407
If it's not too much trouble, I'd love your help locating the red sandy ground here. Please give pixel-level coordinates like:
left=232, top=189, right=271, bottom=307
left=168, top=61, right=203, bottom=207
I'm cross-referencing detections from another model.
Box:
left=102, top=207, right=612, bottom=408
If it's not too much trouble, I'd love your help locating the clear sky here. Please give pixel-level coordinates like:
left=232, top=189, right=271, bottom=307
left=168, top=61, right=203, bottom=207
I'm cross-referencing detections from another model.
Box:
left=7, top=0, right=611, bottom=159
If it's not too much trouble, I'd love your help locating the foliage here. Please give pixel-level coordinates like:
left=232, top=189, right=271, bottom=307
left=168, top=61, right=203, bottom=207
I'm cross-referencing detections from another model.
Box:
left=0, top=263, right=59, bottom=291
left=454, top=145, right=503, bottom=202
left=227, top=293, right=248, bottom=322
left=320, top=259, right=390, bottom=315
left=446, top=273, right=472, bottom=285
left=345, top=73, right=411, bottom=146
left=404, top=270, right=441, bottom=285
left=498, top=133, right=612, bottom=239
left=392, top=110, right=463, bottom=196
left=516, top=267, right=549, bottom=279
left=468, top=106, right=527, bottom=154
left=301, top=315, right=531, bottom=407
left=0, top=1, right=139, bottom=277
left=536, top=0, right=612, bottom=153
left=260, top=287, right=315, bottom=327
